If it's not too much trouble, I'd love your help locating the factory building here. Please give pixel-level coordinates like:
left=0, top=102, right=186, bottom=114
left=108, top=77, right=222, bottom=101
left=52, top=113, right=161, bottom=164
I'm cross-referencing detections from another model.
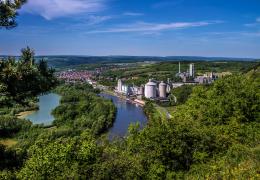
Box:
left=159, top=81, right=167, bottom=98
left=176, top=62, right=196, bottom=81
left=121, top=84, right=130, bottom=94
left=117, top=79, right=133, bottom=95
left=137, top=85, right=145, bottom=96
left=195, top=76, right=211, bottom=84
left=194, top=72, right=218, bottom=84
left=145, top=79, right=157, bottom=99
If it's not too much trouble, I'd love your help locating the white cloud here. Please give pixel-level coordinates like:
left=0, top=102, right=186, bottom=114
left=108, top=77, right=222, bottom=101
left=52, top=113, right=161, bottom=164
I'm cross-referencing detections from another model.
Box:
left=207, top=31, right=260, bottom=38
left=88, top=21, right=221, bottom=33
left=123, top=12, right=144, bottom=16
left=86, top=15, right=112, bottom=25
left=22, top=0, right=105, bottom=20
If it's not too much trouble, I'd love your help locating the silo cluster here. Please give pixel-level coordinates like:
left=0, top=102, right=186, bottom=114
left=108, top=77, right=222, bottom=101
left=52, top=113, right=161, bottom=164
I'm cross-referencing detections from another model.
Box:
left=117, top=78, right=169, bottom=99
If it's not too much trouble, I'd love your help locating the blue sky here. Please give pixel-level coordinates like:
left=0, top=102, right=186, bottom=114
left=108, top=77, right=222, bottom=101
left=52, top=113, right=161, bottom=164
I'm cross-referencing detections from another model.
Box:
left=1, top=0, right=260, bottom=58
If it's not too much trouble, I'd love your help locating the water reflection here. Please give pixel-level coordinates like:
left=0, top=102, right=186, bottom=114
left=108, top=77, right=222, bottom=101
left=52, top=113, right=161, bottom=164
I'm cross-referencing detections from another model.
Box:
left=25, top=93, right=61, bottom=125
left=100, top=93, right=147, bottom=138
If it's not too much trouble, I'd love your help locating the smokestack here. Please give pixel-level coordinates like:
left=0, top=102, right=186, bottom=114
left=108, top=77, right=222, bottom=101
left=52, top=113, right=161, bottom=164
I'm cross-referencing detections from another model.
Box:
left=179, top=62, right=181, bottom=74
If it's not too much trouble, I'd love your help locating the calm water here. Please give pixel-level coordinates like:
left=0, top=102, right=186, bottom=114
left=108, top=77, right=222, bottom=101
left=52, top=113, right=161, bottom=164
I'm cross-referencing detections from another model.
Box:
left=100, top=93, right=147, bottom=138
left=25, top=93, right=61, bottom=125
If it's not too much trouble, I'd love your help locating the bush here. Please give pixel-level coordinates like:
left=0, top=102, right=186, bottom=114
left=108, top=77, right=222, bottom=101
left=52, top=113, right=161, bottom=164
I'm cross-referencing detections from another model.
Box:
left=0, top=116, right=32, bottom=137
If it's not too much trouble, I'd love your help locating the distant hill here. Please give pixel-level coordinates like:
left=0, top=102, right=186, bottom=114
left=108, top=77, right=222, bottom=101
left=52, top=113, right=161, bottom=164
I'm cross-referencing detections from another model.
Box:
left=39, top=56, right=259, bottom=68
left=1, top=55, right=258, bottom=68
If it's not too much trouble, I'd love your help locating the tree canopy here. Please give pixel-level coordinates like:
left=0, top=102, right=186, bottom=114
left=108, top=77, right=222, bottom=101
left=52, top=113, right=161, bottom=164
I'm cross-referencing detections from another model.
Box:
left=0, top=0, right=26, bottom=29
left=0, top=47, right=57, bottom=106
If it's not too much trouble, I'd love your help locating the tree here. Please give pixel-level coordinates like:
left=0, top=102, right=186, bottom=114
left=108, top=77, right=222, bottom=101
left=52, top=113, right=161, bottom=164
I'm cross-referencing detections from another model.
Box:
left=0, top=47, right=57, bottom=104
left=20, top=46, right=35, bottom=66
left=170, top=85, right=194, bottom=105
left=17, top=131, right=100, bottom=179
left=0, top=0, right=27, bottom=29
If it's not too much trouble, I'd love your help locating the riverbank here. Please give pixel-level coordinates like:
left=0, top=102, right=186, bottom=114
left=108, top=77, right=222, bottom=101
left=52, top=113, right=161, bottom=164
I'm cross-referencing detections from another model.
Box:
left=102, top=89, right=145, bottom=107
left=100, top=86, right=173, bottom=120
left=16, top=110, right=36, bottom=119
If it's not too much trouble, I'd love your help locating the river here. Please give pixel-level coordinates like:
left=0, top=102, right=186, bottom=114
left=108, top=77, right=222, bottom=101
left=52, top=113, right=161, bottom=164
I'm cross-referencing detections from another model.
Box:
left=100, top=93, right=147, bottom=138
left=25, top=93, right=61, bottom=125
left=25, top=92, right=147, bottom=137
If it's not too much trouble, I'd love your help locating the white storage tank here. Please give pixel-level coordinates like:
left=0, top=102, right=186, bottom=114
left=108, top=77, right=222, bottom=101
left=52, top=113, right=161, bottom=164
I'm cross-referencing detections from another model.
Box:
left=145, top=79, right=157, bottom=99
left=159, top=81, right=167, bottom=98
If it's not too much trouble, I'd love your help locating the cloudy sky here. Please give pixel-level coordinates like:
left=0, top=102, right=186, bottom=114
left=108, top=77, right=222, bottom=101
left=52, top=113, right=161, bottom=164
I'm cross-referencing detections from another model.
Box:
left=1, top=0, right=260, bottom=58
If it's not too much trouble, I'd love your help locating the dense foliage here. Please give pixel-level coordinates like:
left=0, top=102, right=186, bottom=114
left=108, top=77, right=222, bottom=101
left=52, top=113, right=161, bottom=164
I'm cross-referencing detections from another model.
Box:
left=122, top=70, right=260, bottom=179
left=169, top=85, right=194, bottom=105
left=53, top=83, right=116, bottom=135
left=0, top=47, right=57, bottom=107
left=0, top=0, right=26, bottom=28
left=0, top=116, right=31, bottom=137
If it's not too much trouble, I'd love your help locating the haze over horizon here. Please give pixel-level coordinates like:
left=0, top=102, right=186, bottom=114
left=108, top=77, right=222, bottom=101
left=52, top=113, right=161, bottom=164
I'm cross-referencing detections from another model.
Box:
left=1, top=0, right=260, bottom=58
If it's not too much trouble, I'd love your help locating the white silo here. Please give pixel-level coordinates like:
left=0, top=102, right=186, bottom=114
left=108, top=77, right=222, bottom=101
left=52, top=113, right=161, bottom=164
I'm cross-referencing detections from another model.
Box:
left=145, top=79, right=157, bottom=99
left=159, top=81, right=167, bottom=98
left=117, top=79, right=122, bottom=92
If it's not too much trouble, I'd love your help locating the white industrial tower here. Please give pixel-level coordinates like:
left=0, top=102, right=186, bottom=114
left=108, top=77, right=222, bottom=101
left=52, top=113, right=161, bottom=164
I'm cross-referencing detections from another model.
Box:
left=117, top=79, right=122, bottom=92
left=189, top=63, right=195, bottom=77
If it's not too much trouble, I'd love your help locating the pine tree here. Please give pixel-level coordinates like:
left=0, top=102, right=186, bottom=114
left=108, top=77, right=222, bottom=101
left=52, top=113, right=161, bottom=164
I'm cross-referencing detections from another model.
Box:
left=0, top=0, right=27, bottom=29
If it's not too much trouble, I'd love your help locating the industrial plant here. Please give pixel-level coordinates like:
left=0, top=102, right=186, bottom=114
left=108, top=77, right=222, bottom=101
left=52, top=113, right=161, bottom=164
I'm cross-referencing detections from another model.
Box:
left=115, top=62, right=219, bottom=102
